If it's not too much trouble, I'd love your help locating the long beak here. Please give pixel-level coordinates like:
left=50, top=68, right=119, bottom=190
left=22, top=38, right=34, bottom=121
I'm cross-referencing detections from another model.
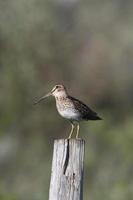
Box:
left=34, top=92, right=52, bottom=105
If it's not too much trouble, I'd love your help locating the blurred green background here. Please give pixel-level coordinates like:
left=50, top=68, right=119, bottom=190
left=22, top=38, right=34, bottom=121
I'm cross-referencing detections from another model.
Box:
left=0, top=0, right=133, bottom=199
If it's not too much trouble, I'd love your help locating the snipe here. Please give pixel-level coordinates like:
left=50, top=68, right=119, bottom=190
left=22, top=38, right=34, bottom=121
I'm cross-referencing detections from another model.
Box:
left=34, top=84, right=102, bottom=139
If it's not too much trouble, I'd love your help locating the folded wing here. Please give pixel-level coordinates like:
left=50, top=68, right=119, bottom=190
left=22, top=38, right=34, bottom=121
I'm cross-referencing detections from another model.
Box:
left=69, top=96, right=102, bottom=120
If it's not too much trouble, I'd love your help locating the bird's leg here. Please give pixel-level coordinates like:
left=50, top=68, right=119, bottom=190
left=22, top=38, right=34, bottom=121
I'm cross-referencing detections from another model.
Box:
left=68, top=122, right=74, bottom=139
left=76, top=123, right=80, bottom=139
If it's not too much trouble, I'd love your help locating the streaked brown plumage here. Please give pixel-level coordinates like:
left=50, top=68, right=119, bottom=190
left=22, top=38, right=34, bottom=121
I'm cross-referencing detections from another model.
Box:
left=34, top=84, right=102, bottom=138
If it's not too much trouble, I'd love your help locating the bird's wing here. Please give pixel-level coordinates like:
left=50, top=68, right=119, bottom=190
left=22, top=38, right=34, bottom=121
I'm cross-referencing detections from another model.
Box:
left=68, top=96, right=101, bottom=120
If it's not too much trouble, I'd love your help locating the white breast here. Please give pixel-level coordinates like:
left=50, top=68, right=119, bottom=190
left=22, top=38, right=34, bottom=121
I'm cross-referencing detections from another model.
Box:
left=58, top=108, right=81, bottom=121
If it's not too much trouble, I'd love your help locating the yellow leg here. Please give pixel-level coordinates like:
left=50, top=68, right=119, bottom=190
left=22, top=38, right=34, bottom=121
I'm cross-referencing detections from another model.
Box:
left=68, top=123, right=74, bottom=139
left=76, top=123, right=80, bottom=139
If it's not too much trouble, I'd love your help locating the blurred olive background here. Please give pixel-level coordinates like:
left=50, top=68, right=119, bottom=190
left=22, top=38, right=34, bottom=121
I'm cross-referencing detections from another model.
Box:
left=0, top=0, right=133, bottom=200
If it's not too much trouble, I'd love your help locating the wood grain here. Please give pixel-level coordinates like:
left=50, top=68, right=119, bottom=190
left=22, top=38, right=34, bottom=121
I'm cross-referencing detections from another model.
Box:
left=49, top=139, right=85, bottom=200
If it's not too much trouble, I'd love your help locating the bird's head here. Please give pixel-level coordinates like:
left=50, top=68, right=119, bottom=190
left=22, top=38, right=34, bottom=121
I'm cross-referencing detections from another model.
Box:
left=51, top=84, right=67, bottom=97
left=34, top=84, right=68, bottom=104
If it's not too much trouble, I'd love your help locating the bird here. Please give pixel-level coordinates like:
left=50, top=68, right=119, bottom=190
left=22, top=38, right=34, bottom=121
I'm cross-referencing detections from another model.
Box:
left=34, top=84, right=102, bottom=139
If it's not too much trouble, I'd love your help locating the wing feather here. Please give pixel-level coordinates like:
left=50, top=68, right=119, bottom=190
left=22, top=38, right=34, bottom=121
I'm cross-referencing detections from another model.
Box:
left=68, top=96, right=102, bottom=120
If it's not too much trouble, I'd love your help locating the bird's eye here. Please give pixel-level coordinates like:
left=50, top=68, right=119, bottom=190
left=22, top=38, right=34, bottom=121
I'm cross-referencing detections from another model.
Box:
left=56, top=85, right=59, bottom=89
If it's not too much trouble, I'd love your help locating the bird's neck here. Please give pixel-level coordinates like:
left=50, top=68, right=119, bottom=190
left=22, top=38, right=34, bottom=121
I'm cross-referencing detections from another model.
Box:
left=55, top=95, right=68, bottom=101
left=54, top=91, right=68, bottom=100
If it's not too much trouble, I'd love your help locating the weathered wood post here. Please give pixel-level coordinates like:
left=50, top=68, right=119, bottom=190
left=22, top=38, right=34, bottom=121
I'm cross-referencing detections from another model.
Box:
left=49, top=139, right=85, bottom=200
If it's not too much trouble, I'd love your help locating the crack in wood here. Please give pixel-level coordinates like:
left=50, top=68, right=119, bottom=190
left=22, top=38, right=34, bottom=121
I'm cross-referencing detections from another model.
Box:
left=63, top=139, right=70, bottom=175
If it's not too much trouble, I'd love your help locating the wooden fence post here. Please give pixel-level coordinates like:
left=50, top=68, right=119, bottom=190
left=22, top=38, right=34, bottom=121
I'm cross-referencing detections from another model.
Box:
left=49, top=139, right=85, bottom=200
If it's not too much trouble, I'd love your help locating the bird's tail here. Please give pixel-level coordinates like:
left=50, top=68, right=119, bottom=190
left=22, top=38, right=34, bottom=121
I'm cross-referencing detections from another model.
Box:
left=94, top=115, right=102, bottom=120
left=87, top=115, right=103, bottom=120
